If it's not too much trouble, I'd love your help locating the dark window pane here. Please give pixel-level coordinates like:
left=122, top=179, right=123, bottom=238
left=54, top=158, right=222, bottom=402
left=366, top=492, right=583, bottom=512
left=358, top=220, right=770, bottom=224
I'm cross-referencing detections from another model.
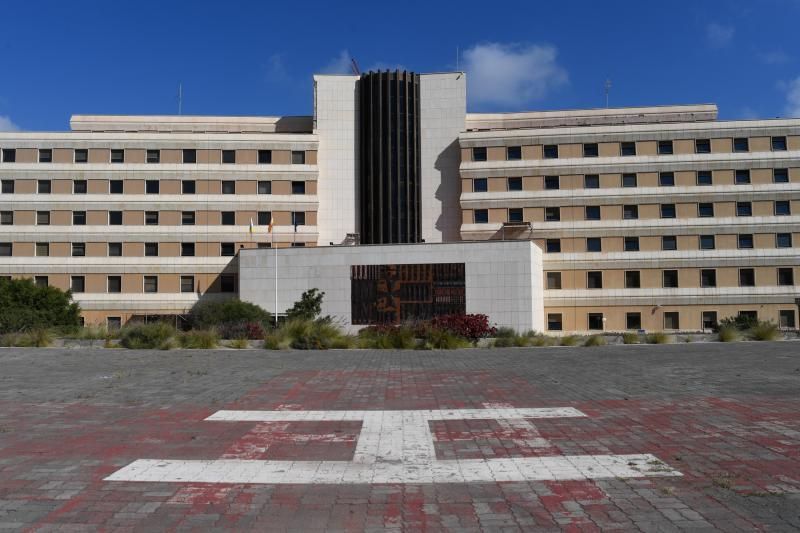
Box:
left=222, top=181, right=236, bottom=194
left=258, top=211, right=271, bottom=225
left=71, top=243, right=85, bottom=257
left=183, top=149, right=196, bottom=163
left=508, top=208, right=523, bottom=223
left=695, top=139, right=711, bottom=153
left=472, top=147, right=487, bottom=161
left=625, top=271, right=641, bottom=288
left=622, top=173, right=637, bottom=187
left=587, top=272, right=603, bottom=289
left=72, top=211, right=86, bottom=225
left=544, top=176, right=559, bottom=190
left=1, top=180, right=14, bottom=193
left=547, top=313, right=562, bottom=331
left=624, top=237, right=640, bottom=251
left=145, top=180, right=159, bottom=194
left=620, top=142, right=636, bottom=156
left=738, top=234, right=753, bottom=249
left=588, top=313, right=604, bottom=330
left=773, top=168, right=789, bottom=183
left=772, top=136, right=787, bottom=151
left=291, top=151, right=306, bottom=164
left=258, top=181, right=271, bottom=194
left=736, top=202, right=752, bottom=216
left=73, top=180, right=87, bottom=194
left=775, top=201, right=791, bottom=215
left=145, top=242, right=158, bottom=256
left=220, top=275, right=236, bottom=292
left=258, top=150, right=272, bottom=164
left=584, top=175, right=599, bottom=188
left=701, top=269, right=716, bottom=287
left=586, top=238, right=602, bottom=252
left=182, top=180, right=196, bottom=194
left=739, top=269, right=755, bottom=287
left=220, top=243, right=235, bottom=256
left=735, top=169, right=750, bottom=184
left=733, top=137, right=749, bottom=152
left=110, top=180, right=123, bottom=194
left=658, top=140, right=673, bottom=155
left=585, top=206, right=600, bottom=220
left=39, top=149, right=52, bottom=163
left=291, top=211, right=306, bottom=226
left=292, top=181, right=306, bottom=194
left=545, top=207, right=560, bottom=221
left=699, top=235, right=715, bottom=250
left=507, top=177, right=522, bottom=191
left=473, top=210, right=488, bottom=224
left=545, top=239, right=561, bottom=253
left=696, top=171, right=712, bottom=185
left=181, top=242, right=195, bottom=257
left=222, top=150, right=236, bottom=164
left=181, top=276, right=195, bottom=293
left=38, top=180, right=51, bottom=194
left=626, top=313, right=641, bottom=330
left=109, top=211, right=123, bottom=225
left=659, top=172, right=675, bottom=186
left=778, top=268, right=794, bottom=286
left=473, top=178, right=487, bottom=192
left=623, top=205, right=638, bottom=219
left=110, top=149, right=124, bottom=163
left=506, top=146, right=522, bottom=160
left=182, top=211, right=195, bottom=225
left=74, top=149, right=87, bottom=163
left=221, top=212, right=235, bottom=225
left=698, top=203, right=714, bottom=217
left=108, top=243, right=122, bottom=256
left=543, top=145, right=558, bottom=159
left=145, top=211, right=159, bottom=225
left=583, top=143, right=598, bottom=157
left=663, top=270, right=679, bottom=288
left=660, top=204, right=676, bottom=218
left=146, top=150, right=160, bottom=163
left=776, top=233, right=792, bottom=248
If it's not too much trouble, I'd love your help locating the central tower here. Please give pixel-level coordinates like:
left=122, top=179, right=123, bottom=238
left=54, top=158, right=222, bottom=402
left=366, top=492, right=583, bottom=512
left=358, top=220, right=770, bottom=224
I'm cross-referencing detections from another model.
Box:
left=358, top=71, right=422, bottom=244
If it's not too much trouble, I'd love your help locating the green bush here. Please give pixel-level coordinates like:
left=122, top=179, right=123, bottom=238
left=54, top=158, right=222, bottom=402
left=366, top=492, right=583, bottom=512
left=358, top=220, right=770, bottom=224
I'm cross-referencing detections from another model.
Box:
left=584, top=335, right=607, bottom=347
left=491, top=336, right=517, bottom=348
left=0, top=329, right=53, bottom=347
left=419, top=328, right=471, bottom=350
left=227, top=338, right=250, bottom=349
left=0, top=278, right=81, bottom=333
left=285, top=289, right=326, bottom=321
left=646, top=332, right=671, bottom=344
left=261, top=319, right=348, bottom=350
left=560, top=335, right=579, bottom=346
left=189, top=299, right=272, bottom=329
left=63, top=324, right=109, bottom=340
left=358, top=325, right=418, bottom=349
left=494, top=327, right=517, bottom=339
left=748, top=321, right=780, bottom=341
left=718, top=326, right=739, bottom=342
left=179, top=329, right=219, bottom=349
left=622, top=332, right=639, bottom=344
left=529, top=334, right=555, bottom=347
left=119, top=322, right=176, bottom=349
left=718, top=314, right=759, bottom=332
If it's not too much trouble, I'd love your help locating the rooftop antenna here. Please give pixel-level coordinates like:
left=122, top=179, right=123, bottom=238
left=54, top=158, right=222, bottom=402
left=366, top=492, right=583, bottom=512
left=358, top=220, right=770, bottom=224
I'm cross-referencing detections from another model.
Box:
left=177, top=82, right=183, bottom=115
left=604, top=78, right=612, bottom=108
left=350, top=58, right=361, bottom=76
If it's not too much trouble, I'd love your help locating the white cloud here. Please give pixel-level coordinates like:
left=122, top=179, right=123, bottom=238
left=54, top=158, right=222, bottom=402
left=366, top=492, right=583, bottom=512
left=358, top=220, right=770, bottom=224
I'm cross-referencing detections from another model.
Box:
left=706, top=22, right=734, bottom=48
left=320, top=50, right=352, bottom=74
left=265, top=53, right=291, bottom=83
left=785, top=76, right=800, bottom=117
left=462, top=42, right=568, bottom=108
left=759, top=50, right=790, bottom=65
left=0, top=116, right=19, bottom=131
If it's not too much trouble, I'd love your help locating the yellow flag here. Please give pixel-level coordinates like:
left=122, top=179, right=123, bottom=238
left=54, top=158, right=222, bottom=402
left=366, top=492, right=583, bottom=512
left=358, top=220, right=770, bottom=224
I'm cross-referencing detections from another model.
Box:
left=249, top=218, right=254, bottom=234
left=268, top=215, right=274, bottom=234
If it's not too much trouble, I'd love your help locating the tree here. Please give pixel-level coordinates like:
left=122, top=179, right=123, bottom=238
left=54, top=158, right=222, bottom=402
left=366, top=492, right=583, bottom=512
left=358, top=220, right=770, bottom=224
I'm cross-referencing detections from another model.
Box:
left=0, top=278, right=81, bottom=333
left=285, top=289, right=325, bottom=321
left=189, top=299, right=272, bottom=329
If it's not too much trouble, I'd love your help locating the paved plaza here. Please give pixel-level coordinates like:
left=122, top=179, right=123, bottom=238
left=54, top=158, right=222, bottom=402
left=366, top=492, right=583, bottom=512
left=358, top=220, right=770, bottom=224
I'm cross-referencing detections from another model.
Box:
left=0, top=342, right=799, bottom=531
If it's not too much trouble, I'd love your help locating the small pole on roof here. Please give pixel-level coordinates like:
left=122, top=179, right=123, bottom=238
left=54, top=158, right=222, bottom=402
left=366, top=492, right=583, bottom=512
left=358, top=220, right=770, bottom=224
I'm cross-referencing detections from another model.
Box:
left=177, top=82, right=183, bottom=115
left=604, top=79, right=612, bottom=108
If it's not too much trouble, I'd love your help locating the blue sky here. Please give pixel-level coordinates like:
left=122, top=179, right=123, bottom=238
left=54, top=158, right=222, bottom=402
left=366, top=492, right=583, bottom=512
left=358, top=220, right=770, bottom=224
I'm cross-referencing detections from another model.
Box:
left=1, top=0, right=799, bottom=131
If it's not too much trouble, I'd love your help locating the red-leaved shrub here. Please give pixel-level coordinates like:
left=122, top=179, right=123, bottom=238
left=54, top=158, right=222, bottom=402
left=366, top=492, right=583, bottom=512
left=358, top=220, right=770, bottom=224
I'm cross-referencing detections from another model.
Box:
left=430, top=314, right=496, bottom=343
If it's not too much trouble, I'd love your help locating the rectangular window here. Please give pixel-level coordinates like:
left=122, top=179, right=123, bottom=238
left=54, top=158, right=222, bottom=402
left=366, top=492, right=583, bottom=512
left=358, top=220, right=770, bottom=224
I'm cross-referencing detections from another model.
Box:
left=143, top=276, right=158, bottom=293
left=38, top=180, right=51, bottom=194
left=109, top=211, right=123, bottom=225
left=626, top=312, right=642, bottom=330
left=584, top=174, right=599, bottom=188
left=547, top=313, right=562, bottom=331
left=739, top=310, right=758, bottom=320
left=292, top=181, right=306, bottom=194
left=659, top=172, right=675, bottom=186
left=585, top=206, right=601, bottom=220
left=39, top=149, right=52, bottom=163
left=74, top=149, right=88, bottom=163
left=544, top=176, right=559, bottom=190
left=623, top=204, right=638, bottom=219
left=695, top=139, right=711, bottom=153
left=182, top=211, right=195, bottom=225
left=545, top=207, right=560, bottom=221
left=0, top=211, right=12, bottom=225
left=508, top=208, right=523, bottom=223
left=658, top=140, right=673, bottom=155
left=779, top=310, right=796, bottom=329
left=702, top=311, right=717, bottom=330
left=546, top=272, right=562, bottom=289
left=773, top=168, right=789, bottom=183
left=291, top=151, right=306, bottom=164
left=221, top=211, right=235, bottom=225
left=664, top=312, right=680, bottom=330
left=587, top=271, right=603, bottom=289
left=700, top=269, right=717, bottom=287
left=698, top=203, right=714, bottom=217
left=622, top=173, right=637, bottom=188
left=291, top=211, right=306, bottom=226
left=107, top=317, right=121, bottom=330
left=545, top=239, right=561, bottom=253
left=586, top=237, right=602, bottom=252
left=735, top=169, right=751, bottom=184
left=588, top=313, right=604, bottom=330
left=0, top=243, right=11, bottom=256
left=506, top=146, right=522, bottom=160
left=625, top=270, right=641, bottom=288
left=220, top=274, right=236, bottom=293
left=145, top=211, right=159, bottom=225
left=37, top=211, right=50, bottom=225
left=110, top=149, right=124, bottom=163
left=583, top=143, right=598, bottom=157
left=543, top=145, right=558, bottom=159
left=258, top=211, right=271, bottom=225
left=181, top=242, right=195, bottom=257
left=145, top=180, right=159, bottom=194
left=144, top=242, right=158, bottom=257
left=72, top=211, right=86, bottom=225
left=776, top=233, right=792, bottom=248
left=507, top=177, right=522, bottom=191
left=221, top=150, right=236, bottom=164
left=183, top=149, right=196, bottom=163
left=107, top=276, right=121, bottom=293
left=258, top=150, right=272, bottom=164
left=110, top=180, right=123, bottom=194
left=181, top=276, right=195, bottom=293
left=739, top=268, right=755, bottom=287
left=733, top=137, right=749, bottom=152
left=662, top=236, right=677, bottom=251
left=696, top=170, right=712, bottom=185
left=257, top=243, right=271, bottom=249
left=772, top=136, right=787, bottom=151
left=220, top=243, right=235, bottom=256
left=0, top=148, right=15, bottom=162
left=221, top=180, right=236, bottom=194
left=660, top=204, right=676, bottom=218
left=738, top=233, right=754, bottom=249
left=699, top=235, right=716, bottom=250
left=736, top=202, right=752, bottom=217
left=624, top=236, right=640, bottom=251
left=34, top=275, right=48, bottom=287
left=473, top=178, right=487, bottom=192
left=472, top=147, right=487, bottom=161
left=1, top=180, right=13, bottom=193
left=73, top=180, right=87, bottom=194
left=663, top=270, right=679, bottom=288
left=36, top=242, right=49, bottom=256
left=291, top=242, right=306, bottom=248
left=473, top=209, right=488, bottom=224
left=775, top=200, right=791, bottom=216
left=258, top=181, right=271, bottom=194
left=182, top=180, right=196, bottom=194
left=620, top=141, right=636, bottom=156
left=71, top=276, right=85, bottom=293
left=146, top=149, right=160, bottom=163
left=108, top=242, right=122, bottom=256
left=778, top=267, right=794, bottom=286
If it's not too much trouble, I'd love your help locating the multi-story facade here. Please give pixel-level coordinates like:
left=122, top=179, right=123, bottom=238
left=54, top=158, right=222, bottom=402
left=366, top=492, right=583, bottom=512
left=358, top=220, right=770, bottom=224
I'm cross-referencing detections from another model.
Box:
left=1, top=70, right=798, bottom=332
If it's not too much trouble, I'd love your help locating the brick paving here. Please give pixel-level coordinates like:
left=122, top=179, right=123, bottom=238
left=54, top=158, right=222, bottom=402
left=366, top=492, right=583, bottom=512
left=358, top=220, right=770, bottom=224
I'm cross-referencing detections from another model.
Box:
left=0, top=342, right=799, bottom=531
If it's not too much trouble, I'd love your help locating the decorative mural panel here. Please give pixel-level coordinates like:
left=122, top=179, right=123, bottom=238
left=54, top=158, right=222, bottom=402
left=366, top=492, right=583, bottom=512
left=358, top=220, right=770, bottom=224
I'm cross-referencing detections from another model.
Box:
left=351, top=263, right=466, bottom=325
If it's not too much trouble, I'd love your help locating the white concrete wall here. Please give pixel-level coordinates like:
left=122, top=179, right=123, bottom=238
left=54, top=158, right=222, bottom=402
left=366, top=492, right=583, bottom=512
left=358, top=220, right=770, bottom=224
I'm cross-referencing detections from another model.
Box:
left=313, top=75, right=359, bottom=245
left=239, top=240, right=544, bottom=332
left=419, top=73, right=466, bottom=243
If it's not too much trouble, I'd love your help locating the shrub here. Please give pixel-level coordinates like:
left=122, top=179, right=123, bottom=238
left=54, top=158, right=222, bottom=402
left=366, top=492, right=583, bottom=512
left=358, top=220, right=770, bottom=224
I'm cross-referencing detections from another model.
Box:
left=228, top=338, right=250, bottom=349
left=217, top=321, right=265, bottom=340
left=262, top=318, right=348, bottom=350
left=491, top=336, right=517, bottom=348
left=420, top=328, right=471, bottom=350
left=179, top=329, right=219, bottom=349
left=748, top=321, right=780, bottom=341
left=119, top=322, right=176, bottom=349
left=718, top=326, right=739, bottom=342
left=330, top=335, right=357, bottom=349
left=358, top=324, right=417, bottom=349
left=285, top=289, right=326, bottom=321
left=62, top=324, right=109, bottom=340
left=718, top=315, right=759, bottom=332
left=622, top=332, right=639, bottom=344
left=646, top=332, right=671, bottom=344
left=189, top=299, right=272, bottom=330
left=430, top=314, right=496, bottom=343
left=560, top=335, right=579, bottom=346
left=529, top=334, right=555, bottom=347
left=494, top=327, right=517, bottom=339
left=0, top=329, right=53, bottom=347
left=584, top=335, right=606, bottom=347
left=0, top=278, right=81, bottom=334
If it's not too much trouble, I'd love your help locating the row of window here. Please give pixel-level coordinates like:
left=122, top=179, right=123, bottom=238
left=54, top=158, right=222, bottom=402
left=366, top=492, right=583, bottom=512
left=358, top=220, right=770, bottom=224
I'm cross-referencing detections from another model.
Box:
left=473, top=201, right=793, bottom=224
left=1, top=210, right=305, bottom=226
left=542, top=233, right=793, bottom=253
left=0, top=148, right=308, bottom=165
left=0, top=179, right=308, bottom=195
left=547, top=309, right=797, bottom=331
left=471, top=169, right=791, bottom=192
left=545, top=268, right=795, bottom=290
left=30, top=274, right=236, bottom=294
left=470, top=136, right=790, bottom=162
left=0, top=240, right=305, bottom=257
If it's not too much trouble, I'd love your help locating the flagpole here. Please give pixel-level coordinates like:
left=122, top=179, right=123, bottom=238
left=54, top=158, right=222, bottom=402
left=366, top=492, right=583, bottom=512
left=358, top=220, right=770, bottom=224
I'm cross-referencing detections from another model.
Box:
left=273, top=218, right=278, bottom=328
